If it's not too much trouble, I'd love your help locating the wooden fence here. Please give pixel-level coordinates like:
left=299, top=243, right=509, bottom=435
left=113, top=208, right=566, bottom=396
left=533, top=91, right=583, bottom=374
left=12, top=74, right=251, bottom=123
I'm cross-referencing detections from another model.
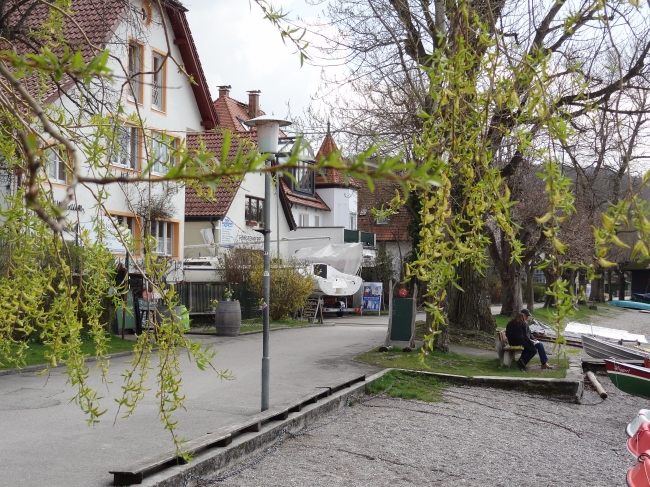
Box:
left=174, top=282, right=259, bottom=322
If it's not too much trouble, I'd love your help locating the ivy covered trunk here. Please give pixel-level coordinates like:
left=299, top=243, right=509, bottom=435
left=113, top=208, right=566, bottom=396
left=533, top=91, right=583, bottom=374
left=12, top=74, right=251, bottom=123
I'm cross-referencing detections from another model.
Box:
left=447, top=261, right=495, bottom=333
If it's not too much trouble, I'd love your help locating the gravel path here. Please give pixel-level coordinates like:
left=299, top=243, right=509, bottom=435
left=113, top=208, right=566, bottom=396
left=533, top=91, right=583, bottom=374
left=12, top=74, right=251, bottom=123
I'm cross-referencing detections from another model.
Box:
left=587, top=306, right=650, bottom=337
left=211, top=378, right=644, bottom=487
left=188, top=307, right=648, bottom=486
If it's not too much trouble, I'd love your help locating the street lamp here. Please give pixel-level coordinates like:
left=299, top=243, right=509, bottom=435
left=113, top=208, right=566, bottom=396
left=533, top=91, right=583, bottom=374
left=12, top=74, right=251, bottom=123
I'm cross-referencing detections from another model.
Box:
left=244, top=114, right=292, bottom=412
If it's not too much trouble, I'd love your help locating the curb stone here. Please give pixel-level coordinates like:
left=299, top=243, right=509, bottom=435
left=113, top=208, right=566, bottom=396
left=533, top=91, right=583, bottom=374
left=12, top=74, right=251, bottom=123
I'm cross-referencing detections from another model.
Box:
left=137, top=370, right=391, bottom=487
left=395, top=353, right=584, bottom=403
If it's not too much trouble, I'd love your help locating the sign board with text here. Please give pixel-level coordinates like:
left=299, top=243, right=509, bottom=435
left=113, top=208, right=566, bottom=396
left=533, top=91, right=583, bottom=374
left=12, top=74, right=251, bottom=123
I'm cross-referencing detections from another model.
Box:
left=220, top=216, right=235, bottom=248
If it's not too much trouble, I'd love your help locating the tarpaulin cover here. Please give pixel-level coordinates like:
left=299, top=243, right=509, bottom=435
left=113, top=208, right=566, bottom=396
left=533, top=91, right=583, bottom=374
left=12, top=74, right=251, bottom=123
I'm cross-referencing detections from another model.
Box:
left=294, top=243, right=363, bottom=275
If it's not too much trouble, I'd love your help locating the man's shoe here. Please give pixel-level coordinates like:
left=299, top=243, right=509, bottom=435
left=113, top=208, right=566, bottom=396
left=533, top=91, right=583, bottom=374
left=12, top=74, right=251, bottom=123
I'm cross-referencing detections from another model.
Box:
left=541, top=363, right=554, bottom=370
left=516, top=359, right=527, bottom=371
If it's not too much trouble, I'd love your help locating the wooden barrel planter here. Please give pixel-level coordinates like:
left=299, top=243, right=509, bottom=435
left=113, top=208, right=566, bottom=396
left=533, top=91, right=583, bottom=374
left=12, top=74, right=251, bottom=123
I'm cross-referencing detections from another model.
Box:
left=215, top=300, right=241, bottom=336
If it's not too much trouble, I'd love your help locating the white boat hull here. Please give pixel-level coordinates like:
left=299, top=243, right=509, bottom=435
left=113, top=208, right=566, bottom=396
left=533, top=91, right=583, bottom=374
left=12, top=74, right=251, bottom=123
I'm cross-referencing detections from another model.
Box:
left=310, top=264, right=362, bottom=297
left=628, top=409, right=650, bottom=438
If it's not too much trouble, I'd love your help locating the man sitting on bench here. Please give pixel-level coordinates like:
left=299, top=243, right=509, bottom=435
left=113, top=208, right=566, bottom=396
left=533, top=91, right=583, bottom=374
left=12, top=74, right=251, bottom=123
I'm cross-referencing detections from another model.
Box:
left=505, top=309, right=553, bottom=371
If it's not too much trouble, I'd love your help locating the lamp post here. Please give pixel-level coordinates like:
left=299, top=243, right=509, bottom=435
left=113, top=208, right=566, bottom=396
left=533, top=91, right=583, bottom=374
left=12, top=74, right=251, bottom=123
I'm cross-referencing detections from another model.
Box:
left=244, top=115, right=292, bottom=411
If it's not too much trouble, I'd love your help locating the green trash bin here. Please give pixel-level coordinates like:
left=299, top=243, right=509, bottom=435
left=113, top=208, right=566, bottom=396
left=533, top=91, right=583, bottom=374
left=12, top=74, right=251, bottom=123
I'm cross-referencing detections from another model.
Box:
left=117, top=290, right=136, bottom=332
left=390, top=298, right=413, bottom=341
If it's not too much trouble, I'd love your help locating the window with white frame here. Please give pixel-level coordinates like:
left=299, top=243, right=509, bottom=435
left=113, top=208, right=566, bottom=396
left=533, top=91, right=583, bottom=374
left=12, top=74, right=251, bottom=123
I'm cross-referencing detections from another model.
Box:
left=299, top=213, right=309, bottom=227
left=375, top=214, right=389, bottom=225
left=349, top=213, right=357, bottom=230
left=314, top=215, right=320, bottom=227
left=245, top=196, right=264, bottom=225
left=150, top=220, right=174, bottom=256
left=110, top=126, right=139, bottom=169
left=114, top=214, right=136, bottom=238
left=128, top=42, right=142, bottom=103
left=46, top=148, right=66, bottom=184
left=151, top=52, right=165, bottom=111
left=151, top=132, right=177, bottom=174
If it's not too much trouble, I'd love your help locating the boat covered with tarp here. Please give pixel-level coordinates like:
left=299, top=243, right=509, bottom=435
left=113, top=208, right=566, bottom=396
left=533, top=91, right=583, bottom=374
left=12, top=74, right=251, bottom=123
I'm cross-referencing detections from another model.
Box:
left=294, top=243, right=363, bottom=297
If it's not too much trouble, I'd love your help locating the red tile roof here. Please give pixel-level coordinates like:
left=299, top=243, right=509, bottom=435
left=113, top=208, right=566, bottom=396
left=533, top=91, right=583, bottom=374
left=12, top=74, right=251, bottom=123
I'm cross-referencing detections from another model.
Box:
left=185, top=131, right=257, bottom=217
left=314, top=129, right=360, bottom=189
left=214, top=96, right=257, bottom=131
left=356, top=179, right=412, bottom=243
left=279, top=179, right=330, bottom=211
left=316, top=132, right=338, bottom=160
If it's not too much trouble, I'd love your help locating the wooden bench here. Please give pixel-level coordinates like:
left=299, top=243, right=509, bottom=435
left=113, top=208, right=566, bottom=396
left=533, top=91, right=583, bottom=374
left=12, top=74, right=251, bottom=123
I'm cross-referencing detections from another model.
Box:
left=495, top=331, right=524, bottom=368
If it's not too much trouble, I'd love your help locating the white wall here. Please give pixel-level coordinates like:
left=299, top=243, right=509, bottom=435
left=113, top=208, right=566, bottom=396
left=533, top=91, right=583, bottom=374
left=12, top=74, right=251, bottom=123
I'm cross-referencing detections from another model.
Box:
left=317, top=187, right=357, bottom=229
left=47, top=0, right=206, bottom=271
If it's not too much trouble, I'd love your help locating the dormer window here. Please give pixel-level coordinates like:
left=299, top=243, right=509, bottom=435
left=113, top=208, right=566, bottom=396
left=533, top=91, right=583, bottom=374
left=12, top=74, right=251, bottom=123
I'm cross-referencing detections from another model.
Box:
left=277, top=138, right=316, bottom=196
left=293, top=163, right=314, bottom=195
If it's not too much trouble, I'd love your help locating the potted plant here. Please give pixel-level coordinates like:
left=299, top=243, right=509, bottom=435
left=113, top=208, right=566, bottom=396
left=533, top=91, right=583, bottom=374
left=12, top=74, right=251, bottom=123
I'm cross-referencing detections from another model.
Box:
left=224, top=287, right=233, bottom=301
left=210, top=299, right=219, bottom=311
left=215, top=287, right=240, bottom=336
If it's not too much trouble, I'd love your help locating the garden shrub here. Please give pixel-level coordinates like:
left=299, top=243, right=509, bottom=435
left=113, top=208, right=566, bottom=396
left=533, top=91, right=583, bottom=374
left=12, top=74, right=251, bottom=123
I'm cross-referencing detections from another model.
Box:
left=249, top=255, right=314, bottom=320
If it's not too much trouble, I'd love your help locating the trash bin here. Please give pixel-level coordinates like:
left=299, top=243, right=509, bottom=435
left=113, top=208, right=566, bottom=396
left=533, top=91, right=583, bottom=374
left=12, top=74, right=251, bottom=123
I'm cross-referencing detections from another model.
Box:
left=117, top=290, right=136, bottom=332
left=390, top=298, right=413, bottom=341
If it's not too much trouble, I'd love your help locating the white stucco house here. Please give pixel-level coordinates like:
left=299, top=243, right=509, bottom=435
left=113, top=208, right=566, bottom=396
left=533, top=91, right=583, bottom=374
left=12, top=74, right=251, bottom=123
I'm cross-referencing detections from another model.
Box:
left=3, top=0, right=218, bottom=282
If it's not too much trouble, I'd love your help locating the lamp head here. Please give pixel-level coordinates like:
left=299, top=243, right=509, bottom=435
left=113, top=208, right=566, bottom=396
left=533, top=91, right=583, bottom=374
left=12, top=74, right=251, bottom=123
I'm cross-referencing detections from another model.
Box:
left=244, top=115, right=292, bottom=154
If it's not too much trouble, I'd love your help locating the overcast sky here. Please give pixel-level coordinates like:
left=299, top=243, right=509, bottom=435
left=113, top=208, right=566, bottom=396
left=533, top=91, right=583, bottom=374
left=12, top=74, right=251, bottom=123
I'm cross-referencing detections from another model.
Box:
left=184, top=0, right=326, bottom=131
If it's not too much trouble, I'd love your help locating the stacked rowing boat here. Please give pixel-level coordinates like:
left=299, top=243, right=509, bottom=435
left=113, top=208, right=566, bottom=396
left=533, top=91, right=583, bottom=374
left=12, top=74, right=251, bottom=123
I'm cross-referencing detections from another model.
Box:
left=626, top=410, right=650, bottom=486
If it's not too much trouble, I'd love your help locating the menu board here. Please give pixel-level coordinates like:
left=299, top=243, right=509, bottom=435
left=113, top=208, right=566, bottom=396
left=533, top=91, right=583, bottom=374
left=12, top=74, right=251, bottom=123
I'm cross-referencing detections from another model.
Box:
left=302, top=298, right=320, bottom=322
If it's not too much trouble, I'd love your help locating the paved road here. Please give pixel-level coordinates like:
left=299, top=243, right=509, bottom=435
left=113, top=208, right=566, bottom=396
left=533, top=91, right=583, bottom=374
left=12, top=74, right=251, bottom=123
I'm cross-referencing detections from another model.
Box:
left=0, top=322, right=387, bottom=487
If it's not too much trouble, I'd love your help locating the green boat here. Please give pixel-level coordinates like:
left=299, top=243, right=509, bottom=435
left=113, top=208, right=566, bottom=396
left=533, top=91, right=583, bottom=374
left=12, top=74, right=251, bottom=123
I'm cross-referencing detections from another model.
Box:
left=605, top=359, right=650, bottom=400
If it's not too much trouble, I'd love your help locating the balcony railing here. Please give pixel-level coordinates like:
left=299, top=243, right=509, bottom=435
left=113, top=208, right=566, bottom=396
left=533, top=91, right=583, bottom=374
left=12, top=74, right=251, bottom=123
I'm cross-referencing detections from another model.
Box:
left=344, top=229, right=375, bottom=247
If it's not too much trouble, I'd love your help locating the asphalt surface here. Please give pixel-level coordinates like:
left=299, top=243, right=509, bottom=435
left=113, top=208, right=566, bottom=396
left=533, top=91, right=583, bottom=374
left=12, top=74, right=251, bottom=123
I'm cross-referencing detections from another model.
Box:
left=0, top=320, right=390, bottom=487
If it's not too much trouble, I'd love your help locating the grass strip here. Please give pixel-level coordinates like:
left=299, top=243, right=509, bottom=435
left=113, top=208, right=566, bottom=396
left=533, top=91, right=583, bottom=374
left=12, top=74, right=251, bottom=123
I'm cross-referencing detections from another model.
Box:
left=365, top=369, right=448, bottom=402
left=356, top=346, right=568, bottom=378
left=1, top=334, right=136, bottom=369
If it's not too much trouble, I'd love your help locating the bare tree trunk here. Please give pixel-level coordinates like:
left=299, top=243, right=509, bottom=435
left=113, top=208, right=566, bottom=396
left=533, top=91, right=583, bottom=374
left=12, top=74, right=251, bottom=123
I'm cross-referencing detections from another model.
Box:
left=447, top=261, right=496, bottom=333
left=525, top=264, right=534, bottom=311
left=542, top=269, right=557, bottom=308
left=578, top=270, right=587, bottom=303
left=590, top=273, right=606, bottom=302
left=433, top=316, right=450, bottom=353
left=617, top=269, right=626, bottom=300
left=497, top=260, right=524, bottom=317
left=424, top=292, right=450, bottom=353
left=606, top=269, right=613, bottom=301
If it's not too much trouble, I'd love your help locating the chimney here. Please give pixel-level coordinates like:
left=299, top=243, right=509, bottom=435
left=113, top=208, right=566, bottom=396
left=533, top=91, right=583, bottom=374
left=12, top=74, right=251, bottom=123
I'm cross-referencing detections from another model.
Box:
left=247, top=90, right=261, bottom=118
left=217, top=85, right=231, bottom=98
